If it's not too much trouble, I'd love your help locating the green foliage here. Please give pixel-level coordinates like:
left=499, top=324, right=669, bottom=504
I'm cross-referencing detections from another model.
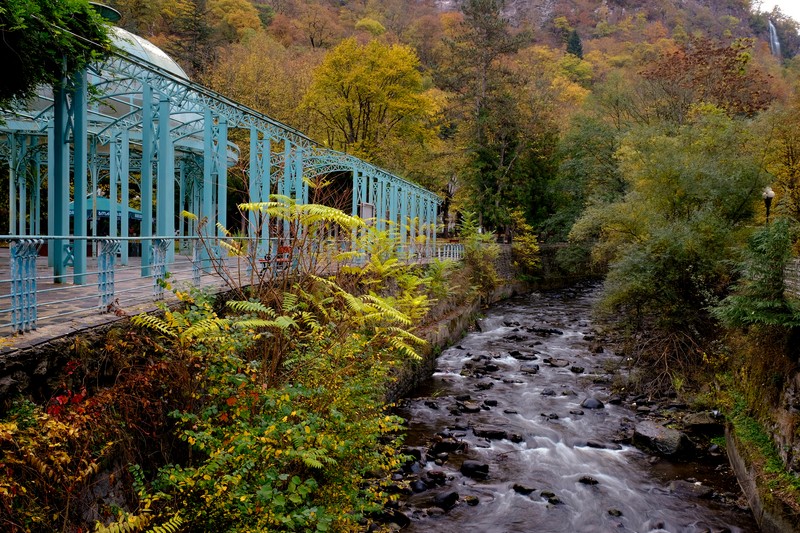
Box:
left=566, top=29, right=583, bottom=59
left=509, top=209, right=541, bottom=277
left=0, top=0, right=111, bottom=108
left=726, top=393, right=800, bottom=498
left=116, top=283, right=413, bottom=532
left=459, top=211, right=500, bottom=297
left=569, top=109, right=769, bottom=389
left=713, top=219, right=800, bottom=328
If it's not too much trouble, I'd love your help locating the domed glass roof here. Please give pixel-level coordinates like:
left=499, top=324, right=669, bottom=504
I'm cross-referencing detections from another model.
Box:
left=110, top=26, right=189, bottom=80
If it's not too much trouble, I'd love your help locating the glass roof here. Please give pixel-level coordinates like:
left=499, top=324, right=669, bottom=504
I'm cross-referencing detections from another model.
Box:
left=110, top=27, right=189, bottom=81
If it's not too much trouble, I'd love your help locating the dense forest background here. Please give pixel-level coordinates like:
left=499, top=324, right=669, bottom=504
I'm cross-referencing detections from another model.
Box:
left=106, top=0, right=800, bottom=239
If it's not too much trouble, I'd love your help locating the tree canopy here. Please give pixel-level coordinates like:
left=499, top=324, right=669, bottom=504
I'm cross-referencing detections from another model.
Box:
left=0, top=0, right=111, bottom=108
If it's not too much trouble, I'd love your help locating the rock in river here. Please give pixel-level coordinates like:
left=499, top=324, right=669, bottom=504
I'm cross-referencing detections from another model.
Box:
left=581, top=397, right=605, bottom=409
left=633, top=420, right=690, bottom=456
left=460, top=460, right=489, bottom=480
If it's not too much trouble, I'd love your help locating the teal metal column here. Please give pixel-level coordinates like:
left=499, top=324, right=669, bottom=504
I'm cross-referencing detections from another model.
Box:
left=389, top=181, right=398, bottom=236
left=215, top=116, right=228, bottom=237
left=178, top=159, right=185, bottom=241
left=157, top=95, right=175, bottom=262
left=114, top=129, right=130, bottom=265
left=141, top=83, right=154, bottom=276
left=281, top=142, right=292, bottom=243
left=46, top=121, right=54, bottom=268
left=32, top=138, right=42, bottom=235
left=249, top=127, right=270, bottom=254
left=400, top=186, right=408, bottom=246
left=7, top=133, right=16, bottom=234
left=52, top=83, right=69, bottom=283
left=73, top=70, right=88, bottom=284
left=294, top=145, right=304, bottom=203
left=202, top=109, right=214, bottom=232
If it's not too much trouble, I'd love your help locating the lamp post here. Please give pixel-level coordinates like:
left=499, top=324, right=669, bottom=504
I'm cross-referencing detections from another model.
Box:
left=763, top=186, right=775, bottom=225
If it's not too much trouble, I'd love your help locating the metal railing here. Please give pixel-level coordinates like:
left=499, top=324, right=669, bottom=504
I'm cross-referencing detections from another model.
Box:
left=0, top=235, right=464, bottom=337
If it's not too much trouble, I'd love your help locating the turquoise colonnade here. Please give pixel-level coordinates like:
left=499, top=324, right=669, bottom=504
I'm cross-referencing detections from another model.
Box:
left=0, top=26, right=439, bottom=286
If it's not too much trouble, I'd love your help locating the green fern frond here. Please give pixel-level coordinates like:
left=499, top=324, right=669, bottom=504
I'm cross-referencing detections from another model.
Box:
left=131, top=314, right=177, bottom=338
left=226, top=300, right=275, bottom=317
left=94, top=512, right=152, bottom=533
left=218, top=239, right=244, bottom=257
left=181, top=318, right=229, bottom=340
left=147, top=514, right=183, bottom=533
left=361, top=295, right=412, bottom=325
left=383, top=326, right=426, bottom=346
left=215, top=222, right=233, bottom=238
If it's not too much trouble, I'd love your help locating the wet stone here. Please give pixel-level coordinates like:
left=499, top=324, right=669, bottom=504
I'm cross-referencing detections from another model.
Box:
left=475, top=381, right=494, bottom=391
left=544, top=357, right=570, bottom=367
left=424, top=400, right=440, bottom=410
left=513, top=483, right=535, bottom=495
left=608, top=509, right=623, bottom=517
left=581, top=398, right=605, bottom=409
left=432, top=491, right=459, bottom=511
left=410, top=479, right=428, bottom=493
left=541, top=389, right=556, bottom=396
left=464, top=495, right=480, bottom=506
left=510, top=433, right=524, bottom=443
left=483, top=399, right=498, bottom=407
left=569, top=409, right=585, bottom=416
left=460, top=460, right=489, bottom=480
left=579, top=476, right=599, bottom=485
left=458, top=401, right=482, bottom=413
left=570, top=366, right=585, bottom=374
left=455, top=394, right=471, bottom=401
left=520, top=364, right=540, bottom=374
left=504, top=409, right=519, bottom=414
left=473, top=426, right=508, bottom=440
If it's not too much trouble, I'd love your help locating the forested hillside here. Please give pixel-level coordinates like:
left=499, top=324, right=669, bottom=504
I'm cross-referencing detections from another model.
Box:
left=106, top=0, right=800, bottom=237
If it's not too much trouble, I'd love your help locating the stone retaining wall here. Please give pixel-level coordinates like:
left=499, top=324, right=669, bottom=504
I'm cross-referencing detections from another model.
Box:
left=726, top=426, right=800, bottom=533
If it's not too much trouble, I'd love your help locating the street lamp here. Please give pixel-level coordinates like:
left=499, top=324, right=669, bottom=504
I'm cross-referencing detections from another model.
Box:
left=763, top=186, right=775, bottom=225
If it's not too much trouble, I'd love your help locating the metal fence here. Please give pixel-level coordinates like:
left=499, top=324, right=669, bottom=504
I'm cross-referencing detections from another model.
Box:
left=0, top=235, right=464, bottom=337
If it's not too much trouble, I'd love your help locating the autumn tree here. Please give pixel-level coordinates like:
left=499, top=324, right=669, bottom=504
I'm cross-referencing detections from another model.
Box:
left=566, top=29, right=583, bottom=58
left=437, top=0, right=535, bottom=233
left=641, top=37, right=776, bottom=123
left=301, top=38, right=438, bottom=165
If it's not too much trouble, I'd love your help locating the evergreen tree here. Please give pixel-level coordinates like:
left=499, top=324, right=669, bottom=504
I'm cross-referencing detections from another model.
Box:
left=566, top=29, right=583, bottom=58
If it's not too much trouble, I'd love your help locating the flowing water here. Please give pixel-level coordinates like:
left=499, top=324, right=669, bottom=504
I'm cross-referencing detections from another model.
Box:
left=395, top=284, right=758, bottom=532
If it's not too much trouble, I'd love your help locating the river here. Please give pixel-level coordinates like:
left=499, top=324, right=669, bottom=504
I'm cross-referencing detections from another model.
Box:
left=394, top=284, right=759, bottom=532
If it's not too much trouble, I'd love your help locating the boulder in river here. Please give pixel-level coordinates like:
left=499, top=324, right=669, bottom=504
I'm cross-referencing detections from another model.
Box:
left=544, top=357, right=570, bottom=367
left=520, top=364, right=540, bottom=374
left=581, top=398, right=605, bottom=409
left=429, top=438, right=464, bottom=455
left=464, top=495, right=480, bottom=506
left=432, top=491, right=459, bottom=510
left=633, top=420, right=691, bottom=456
left=570, top=366, right=585, bottom=374
left=460, top=460, right=489, bottom=480
left=668, top=480, right=713, bottom=499
left=513, top=483, right=535, bottom=495
left=458, top=400, right=482, bottom=413
left=473, top=426, right=508, bottom=440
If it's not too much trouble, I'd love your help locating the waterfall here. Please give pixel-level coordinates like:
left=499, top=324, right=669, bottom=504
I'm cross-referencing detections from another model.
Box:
left=768, top=19, right=782, bottom=57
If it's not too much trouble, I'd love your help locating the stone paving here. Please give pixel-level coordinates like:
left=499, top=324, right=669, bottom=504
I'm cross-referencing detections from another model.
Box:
left=0, top=247, right=235, bottom=353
